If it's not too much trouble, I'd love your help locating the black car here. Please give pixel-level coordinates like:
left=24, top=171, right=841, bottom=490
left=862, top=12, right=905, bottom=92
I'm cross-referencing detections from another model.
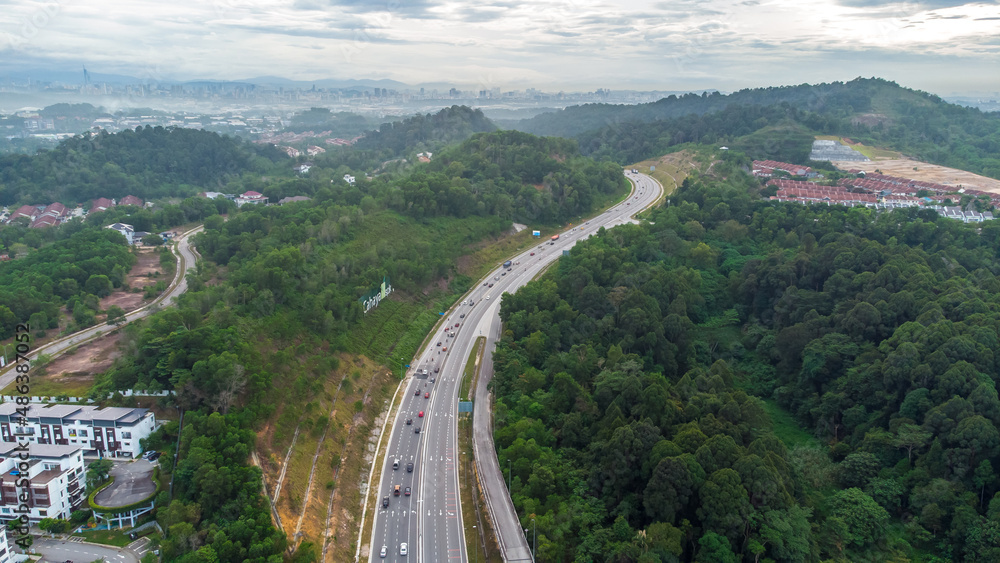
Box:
left=415, top=389, right=420, bottom=396
left=382, top=496, right=389, bottom=508
left=149, top=452, right=161, bottom=461
left=460, top=314, right=465, bottom=318
left=406, top=418, right=412, bottom=425
left=434, top=367, right=439, bottom=373
left=415, top=427, right=421, bottom=434
left=406, top=462, right=413, bottom=472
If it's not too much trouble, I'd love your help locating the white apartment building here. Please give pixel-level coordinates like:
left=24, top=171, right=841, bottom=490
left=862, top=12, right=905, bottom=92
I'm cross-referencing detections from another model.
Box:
left=0, top=443, right=86, bottom=523
left=0, top=404, right=155, bottom=459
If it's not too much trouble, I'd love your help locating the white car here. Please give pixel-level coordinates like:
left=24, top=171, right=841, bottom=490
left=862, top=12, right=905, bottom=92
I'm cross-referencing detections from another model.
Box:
left=400, top=543, right=408, bottom=556
left=485, top=295, right=490, bottom=300
left=380, top=545, right=387, bottom=558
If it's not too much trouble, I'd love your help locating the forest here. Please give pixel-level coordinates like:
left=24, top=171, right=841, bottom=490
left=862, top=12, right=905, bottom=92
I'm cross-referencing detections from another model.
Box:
left=509, top=78, right=1000, bottom=181
left=0, top=125, right=286, bottom=206
left=492, top=153, right=1000, bottom=562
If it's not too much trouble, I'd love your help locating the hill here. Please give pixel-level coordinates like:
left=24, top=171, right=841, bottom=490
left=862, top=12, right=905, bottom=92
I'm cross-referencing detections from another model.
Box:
left=0, top=126, right=286, bottom=206
left=508, top=78, right=1000, bottom=181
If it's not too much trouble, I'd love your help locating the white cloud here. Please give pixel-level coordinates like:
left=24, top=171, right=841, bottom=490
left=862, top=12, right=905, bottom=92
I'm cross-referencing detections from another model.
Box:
left=0, top=0, right=995, bottom=92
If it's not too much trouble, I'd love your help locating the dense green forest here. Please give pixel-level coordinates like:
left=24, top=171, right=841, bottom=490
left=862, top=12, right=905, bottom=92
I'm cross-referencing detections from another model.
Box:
left=309, top=105, right=496, bottom=173
left=285, top=107, right=374, bottom=136
left=0, top=125, right=286, bottom=206
left=493, top=153, right=1000, bottom=562
left=0, top=228, right=135, bottom=339
left=509, top=78, right=1000, bottom=180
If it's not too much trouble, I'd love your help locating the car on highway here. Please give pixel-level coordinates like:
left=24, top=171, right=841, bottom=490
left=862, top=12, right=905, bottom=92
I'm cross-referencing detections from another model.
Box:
left=419, top=411, right=424, bottom=417
left=434, top=367, right=439, bottom=373
left=460, top=314, right=465, bottom=318
left=383, top=496, right=389, bottom=508
left=530, top=252, right=534, bottom=256
left=380, top=545, right=388, bottom=558
left=454, top=323, right=460, bottom=327
left=415, top=389, right=421, bottom=395
left=436, top=342, right=442, bottom=346
left=425, top=392, right=430, bottom=398
left=485, top=296, right=491, bottom=300
left=400, top=543, right=408, bottom=556
left=442, top=346, right=448, bottom=351
left=405, top=486, right=411, bottom=496
left=394, top=459, right=399, bottom=470
left=488, top=283, right=494, bottom=287
left=501, top=272, right=506, bottom=276
left=407, top=462, right=413, bottom=472
left=415, top=427, right=421, bottom=434
left=406, top=418, right=412, bottom=425
left=494, top=275, right=500, bottom=280
left=394, top=485, right=400, bottom=496
left=469, top=301, right=474, bottom=306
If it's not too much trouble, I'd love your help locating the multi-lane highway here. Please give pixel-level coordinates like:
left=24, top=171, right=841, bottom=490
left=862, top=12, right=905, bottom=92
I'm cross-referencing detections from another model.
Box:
left=368, top=171, right=663, bottom=562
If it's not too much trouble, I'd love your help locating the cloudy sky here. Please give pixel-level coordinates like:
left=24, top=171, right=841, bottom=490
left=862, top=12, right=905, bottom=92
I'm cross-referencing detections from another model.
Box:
left=0, top=0, right=998, bottom=94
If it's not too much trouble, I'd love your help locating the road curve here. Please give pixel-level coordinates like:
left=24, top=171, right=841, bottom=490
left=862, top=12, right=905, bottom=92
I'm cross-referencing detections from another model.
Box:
left=367, top=171, right=663, bottom=563
left=0, top=224, right=204, bottom=391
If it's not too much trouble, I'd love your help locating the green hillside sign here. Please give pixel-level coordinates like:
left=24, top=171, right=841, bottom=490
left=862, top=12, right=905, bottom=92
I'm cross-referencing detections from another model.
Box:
left=360, top=276, right=393, bottom=314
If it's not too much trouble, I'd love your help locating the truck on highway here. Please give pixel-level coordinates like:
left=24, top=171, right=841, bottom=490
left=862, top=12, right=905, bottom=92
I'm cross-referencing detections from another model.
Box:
left=503, top=260, right=512, bottom=268
left=551, top=234, right=560, bottom=241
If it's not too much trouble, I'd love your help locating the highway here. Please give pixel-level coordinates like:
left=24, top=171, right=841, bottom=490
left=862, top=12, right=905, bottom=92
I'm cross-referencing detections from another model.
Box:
left=367, top=171, right=663, bottom=562
left=0, top=224, right=203, bottom=391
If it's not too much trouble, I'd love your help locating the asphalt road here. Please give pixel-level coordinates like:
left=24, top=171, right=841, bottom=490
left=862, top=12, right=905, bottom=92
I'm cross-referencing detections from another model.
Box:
left=31, top=537, right=139, bottom=563
left=0, top=225, right=203, bottom=391
left=368, top=171, right=663, bottom=562
left=93, top=459, right=157, bottom=507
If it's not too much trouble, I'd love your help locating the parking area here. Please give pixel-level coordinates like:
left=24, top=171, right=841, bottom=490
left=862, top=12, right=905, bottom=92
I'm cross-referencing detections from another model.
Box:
left=93, top=458, right=157, bottom=507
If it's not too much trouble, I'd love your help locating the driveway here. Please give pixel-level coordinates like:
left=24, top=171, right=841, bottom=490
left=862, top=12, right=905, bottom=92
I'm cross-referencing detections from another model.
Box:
left=93, top=459, right=157, bottom=507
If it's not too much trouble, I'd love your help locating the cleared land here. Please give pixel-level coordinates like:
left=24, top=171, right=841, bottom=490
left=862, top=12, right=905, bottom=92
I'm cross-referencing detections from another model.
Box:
left=815, top=135, right=903, bottom=160
left=833, top=158, right=1000, bottom=194
left=630, top=149, right=709, bottom=195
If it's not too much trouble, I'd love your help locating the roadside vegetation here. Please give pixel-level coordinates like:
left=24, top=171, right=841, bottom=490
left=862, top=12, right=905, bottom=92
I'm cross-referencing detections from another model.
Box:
left=492, top=152, right=1000, bottom=561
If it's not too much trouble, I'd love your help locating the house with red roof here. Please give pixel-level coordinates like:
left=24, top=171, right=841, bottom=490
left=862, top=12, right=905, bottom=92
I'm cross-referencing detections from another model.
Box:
left=119, top=195, right=144, bottom=207
left=89, top=198, right=116, bottom=214
left=9, top=205, right=39, bottom=223
left=235, top=190, right=268, bottom=207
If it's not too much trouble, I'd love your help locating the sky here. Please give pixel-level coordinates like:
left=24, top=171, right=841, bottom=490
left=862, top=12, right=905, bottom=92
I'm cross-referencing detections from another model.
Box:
left=0, top=0, right=998, bottom=95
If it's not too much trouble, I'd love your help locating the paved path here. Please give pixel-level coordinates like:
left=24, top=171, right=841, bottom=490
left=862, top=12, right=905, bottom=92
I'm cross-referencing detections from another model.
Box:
left=31, top=537, right=140, bottom=563
left=0, top=224, right=203, bottom=390
left=94, top=459, right=157, bottom=507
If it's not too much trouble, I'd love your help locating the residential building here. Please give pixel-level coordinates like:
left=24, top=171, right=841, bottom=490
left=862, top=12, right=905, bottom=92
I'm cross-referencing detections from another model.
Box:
left=235, top=190, right=268, bottom=207
left=106, top=223, right=135, bottom=245
left=0, top=443, right=86, bottom=523
left=89, top=198, right=115, bottom=214
left=343, top=174, right=356, bottom=185
left=0, top=404, right=156, bottom=459
left=0, top=526, right=14, bottom=563
left=7, top=206, right=38, bottom=223
left=119, top=195, right=144, bottom=207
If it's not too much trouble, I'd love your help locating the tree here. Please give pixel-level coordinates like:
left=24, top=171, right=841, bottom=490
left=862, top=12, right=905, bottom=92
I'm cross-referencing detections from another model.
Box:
left=829, top=488, right=889, bottom=548
left=86, top=459, right=113, bottom=491
left=695, top=531, right=736, bottom=563
left=143, top=233, right=165, bottom=246
left=894, top=423, right=931, bottom=463
left=84, top=274, right=113, bottom=297
left=697, top=469, right=752, bottom=541
left=106, top=305, right=127, bottom=327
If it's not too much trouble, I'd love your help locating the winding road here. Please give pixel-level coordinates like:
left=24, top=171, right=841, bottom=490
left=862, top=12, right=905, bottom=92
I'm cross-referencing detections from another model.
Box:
left=0, top=224, right=203, bottom=391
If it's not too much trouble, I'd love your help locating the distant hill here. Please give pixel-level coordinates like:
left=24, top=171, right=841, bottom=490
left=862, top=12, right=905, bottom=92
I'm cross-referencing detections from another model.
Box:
left=510, top=78, right=1000, bottom=180
left=0, top=126, right=286, bottom=206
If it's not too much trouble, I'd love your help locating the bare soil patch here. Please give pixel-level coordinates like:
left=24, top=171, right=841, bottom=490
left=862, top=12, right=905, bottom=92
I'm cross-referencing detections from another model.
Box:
left=98, top=248, right=163, bottom=312
left=833, top=159, right=1000, bottom=195
left=42, top=331, right=123, bottom=379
